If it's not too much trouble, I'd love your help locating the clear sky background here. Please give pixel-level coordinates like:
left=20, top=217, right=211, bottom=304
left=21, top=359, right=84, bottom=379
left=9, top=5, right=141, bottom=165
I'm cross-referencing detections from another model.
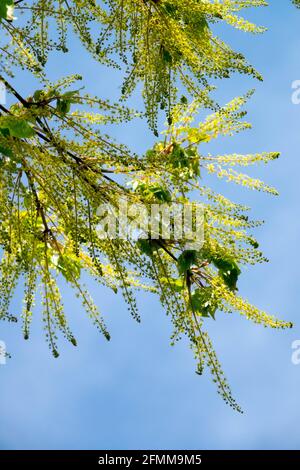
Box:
left=1, top=1, right=300, bottom=450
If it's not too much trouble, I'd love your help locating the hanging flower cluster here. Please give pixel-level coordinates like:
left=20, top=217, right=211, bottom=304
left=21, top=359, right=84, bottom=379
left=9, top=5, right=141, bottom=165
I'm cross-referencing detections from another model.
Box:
left=0, top=1, right=296, bottom=411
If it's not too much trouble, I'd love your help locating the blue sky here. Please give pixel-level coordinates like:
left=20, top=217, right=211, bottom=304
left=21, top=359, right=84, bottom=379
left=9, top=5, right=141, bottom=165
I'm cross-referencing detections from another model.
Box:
left=1, top=1, right=300, bottom=450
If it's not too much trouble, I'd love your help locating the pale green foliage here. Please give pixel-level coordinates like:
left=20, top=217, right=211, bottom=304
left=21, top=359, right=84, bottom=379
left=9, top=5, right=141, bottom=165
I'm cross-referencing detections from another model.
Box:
left=0, top=1, right=295, bottom=412
left=1, top=0, right=266, bottom=130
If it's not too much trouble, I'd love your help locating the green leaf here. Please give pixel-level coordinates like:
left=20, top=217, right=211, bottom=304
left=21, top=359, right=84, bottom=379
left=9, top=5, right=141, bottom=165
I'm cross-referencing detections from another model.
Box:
left=177, top=250, right=199, bottom=274
left=0, top=126, right=13, bottom=157
left=0, top=118, right=35, bottom=138
left=161, top=47, right=173, bottom=64
left=180, top=95, right=188, bottom=105
left=160, top=277, right=184, bottom=292
left=56, top=89, right=81, bottom=115
left=57, top=254, right=81, bottom=282
left=149, top=185, right=172, bottom=202
left=137, top=239, right=159, bottom=257
left=61, top=89, right=81, bottom=101
left=190, top=287, right=218, bottom=319
left=0, top=127, right=10, bottom=138
left=189, top=15, right=208, bottom=36
left=133, top=181, right=172, bottom=202
left=161, top=2, right=178, bottom=17
left=212, top=256, right=241, bottom=291
left=56, top=98, right=71, bottom=115
left=33, top=89, right=44, bottom=101
left=170, top=143, right=200, bottom=177
left=0, top=145, right=13, bottom=158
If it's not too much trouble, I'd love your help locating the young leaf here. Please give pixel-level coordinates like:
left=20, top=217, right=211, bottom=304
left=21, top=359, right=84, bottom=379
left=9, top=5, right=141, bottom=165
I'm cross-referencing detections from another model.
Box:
left=177, top=250, right=199, bottom=275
